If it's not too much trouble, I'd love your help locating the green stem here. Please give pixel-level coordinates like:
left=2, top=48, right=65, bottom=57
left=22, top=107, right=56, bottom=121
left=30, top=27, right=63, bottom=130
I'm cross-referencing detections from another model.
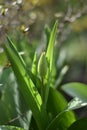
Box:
left=41, top=77, right=44, bottom=101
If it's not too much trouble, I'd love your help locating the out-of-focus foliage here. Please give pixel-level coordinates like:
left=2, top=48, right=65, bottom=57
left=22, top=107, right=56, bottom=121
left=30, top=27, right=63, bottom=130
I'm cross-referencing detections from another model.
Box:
left=0, top=68, right=31, bottom=130
left=0, top=0, right=87, bottom=96
left=3, top=22, right=76, bottom=130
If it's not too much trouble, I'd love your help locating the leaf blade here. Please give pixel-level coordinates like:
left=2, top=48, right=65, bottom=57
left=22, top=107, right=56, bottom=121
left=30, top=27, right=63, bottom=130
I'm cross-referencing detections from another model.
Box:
left=4, top=36, right=48, bottom=130
left=46, top=87, right=76, bottom=130
left=46, top=21, right=58, bottom=72
left=61, top=82, right=87, bottom=102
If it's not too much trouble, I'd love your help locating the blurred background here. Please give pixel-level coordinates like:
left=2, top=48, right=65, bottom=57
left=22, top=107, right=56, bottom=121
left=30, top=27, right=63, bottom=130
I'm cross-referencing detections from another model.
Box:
left=0, top=0, right=87, bottom=127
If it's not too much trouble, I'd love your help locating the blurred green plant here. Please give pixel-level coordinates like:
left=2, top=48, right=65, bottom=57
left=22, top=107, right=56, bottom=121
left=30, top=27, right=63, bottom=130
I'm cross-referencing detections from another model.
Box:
left=0, top=0, right=87, bottom=130
left=0, top=21, right=87, bottom=130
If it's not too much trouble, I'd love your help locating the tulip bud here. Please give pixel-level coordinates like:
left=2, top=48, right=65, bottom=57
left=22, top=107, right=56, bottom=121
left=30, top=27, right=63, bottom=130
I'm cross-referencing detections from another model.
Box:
left=38, top=52, right=48, bottom=78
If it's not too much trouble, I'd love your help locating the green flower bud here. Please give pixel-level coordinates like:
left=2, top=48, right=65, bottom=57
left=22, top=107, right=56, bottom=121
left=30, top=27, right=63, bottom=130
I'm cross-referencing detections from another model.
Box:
left=38, top=52, right=48, bottom=78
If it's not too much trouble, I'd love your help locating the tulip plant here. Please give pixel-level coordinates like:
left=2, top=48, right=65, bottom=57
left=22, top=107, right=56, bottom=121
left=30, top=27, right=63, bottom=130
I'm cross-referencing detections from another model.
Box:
left=1, top=21, right=87, bottom=130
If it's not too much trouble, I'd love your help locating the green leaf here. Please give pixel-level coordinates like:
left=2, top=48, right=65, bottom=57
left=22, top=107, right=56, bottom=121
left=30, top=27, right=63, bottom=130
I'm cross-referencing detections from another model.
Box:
left=46, top=87, right=76, bottom=130
left=31, top=52, right=41, bottom=92
left=0, top=125, right=25, bottom=130
left=44, top=21, right=58, bottom=106
left=55, top=65, right=69, bottom=88
left=45, top=24, right=51, bottom=48
left=32, top=52, right=37, bottom=76
left=46, top=21, right=57, bottom=72
left=68, top=118, right=87, bottom=130
left=0, top=69, right=31, bottom=129
left=67, top=97, right=87, bottom=111
left=4, top=36, right=48, bottom=130
left=0, top=49, right=6, bottom=67
left=61, top=82, right=87, bottom=102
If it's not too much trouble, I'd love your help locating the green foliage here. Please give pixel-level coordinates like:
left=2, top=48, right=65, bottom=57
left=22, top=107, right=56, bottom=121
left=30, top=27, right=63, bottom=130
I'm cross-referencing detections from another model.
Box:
left=0, top=0, right=87, bottom=129
left=0, top=68, right=32, bottom=129
left=67, top=97, right=87, bottom=110
left=32, top=52, right=37, bottom=76
left=1, top=21, right=87, bottom=130
left=61, top=82, right=87, bottom=102
left=46, top=21, right=57, bottom=72
left=46, top=87, right=75, bottom=130
left=0, top=50, right=6, bottom=67
left=4, top=36, right=47, bottom=130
